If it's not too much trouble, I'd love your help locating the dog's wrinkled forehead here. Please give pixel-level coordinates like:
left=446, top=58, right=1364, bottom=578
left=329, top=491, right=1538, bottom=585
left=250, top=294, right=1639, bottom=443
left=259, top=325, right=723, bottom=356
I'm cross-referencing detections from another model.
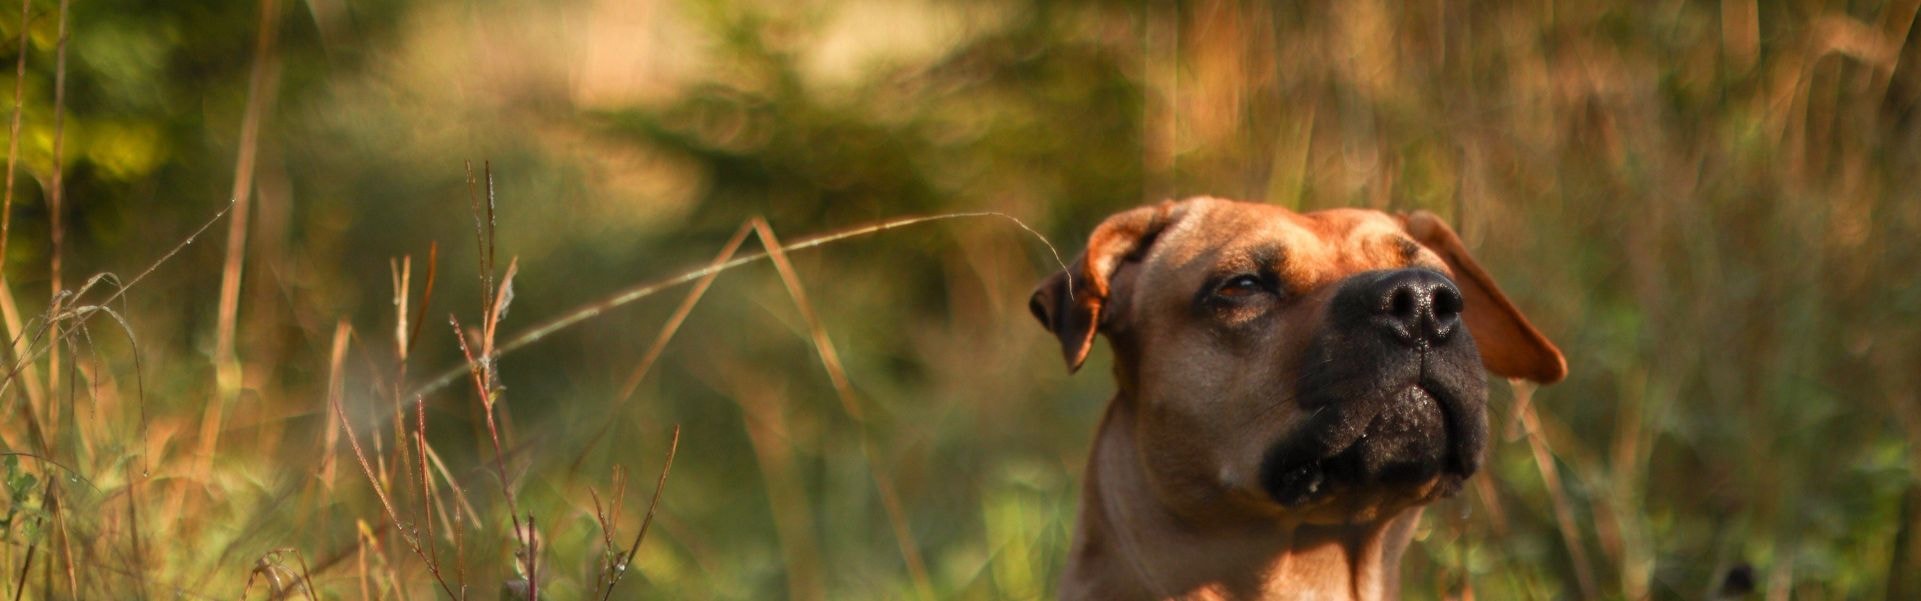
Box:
left=1139, top=200, right=1447, bottom=288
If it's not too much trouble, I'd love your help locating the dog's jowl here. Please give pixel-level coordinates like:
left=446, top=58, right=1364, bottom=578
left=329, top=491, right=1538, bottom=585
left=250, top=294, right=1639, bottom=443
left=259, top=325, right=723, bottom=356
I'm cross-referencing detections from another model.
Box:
left=1031, top=197, right=1566, bottom=600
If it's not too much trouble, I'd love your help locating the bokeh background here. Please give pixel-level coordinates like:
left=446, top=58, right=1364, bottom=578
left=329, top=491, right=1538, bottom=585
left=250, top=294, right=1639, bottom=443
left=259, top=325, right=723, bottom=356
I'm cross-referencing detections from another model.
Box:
left=1, top=0, right=1919, bottom=598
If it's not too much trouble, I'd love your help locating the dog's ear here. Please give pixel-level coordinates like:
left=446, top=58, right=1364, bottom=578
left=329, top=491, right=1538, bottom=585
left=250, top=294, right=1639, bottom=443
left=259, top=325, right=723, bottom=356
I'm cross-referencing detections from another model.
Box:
left=1400, top=211, right=1568, bottom=384
left=1030, top=202, right=1183, bottom=373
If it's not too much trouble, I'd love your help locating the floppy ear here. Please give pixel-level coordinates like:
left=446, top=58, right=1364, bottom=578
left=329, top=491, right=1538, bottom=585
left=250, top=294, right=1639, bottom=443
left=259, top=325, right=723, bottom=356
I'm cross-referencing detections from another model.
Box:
left=1400, top=211, right=1568, bottom=384
left=1030, top=202, right=1183, bottom=373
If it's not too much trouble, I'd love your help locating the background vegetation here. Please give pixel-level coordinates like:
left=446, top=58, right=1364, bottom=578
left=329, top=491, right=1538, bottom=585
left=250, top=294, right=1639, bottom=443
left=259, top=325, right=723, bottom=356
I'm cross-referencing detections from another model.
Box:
left=0, top=0, right=1918, bottom=598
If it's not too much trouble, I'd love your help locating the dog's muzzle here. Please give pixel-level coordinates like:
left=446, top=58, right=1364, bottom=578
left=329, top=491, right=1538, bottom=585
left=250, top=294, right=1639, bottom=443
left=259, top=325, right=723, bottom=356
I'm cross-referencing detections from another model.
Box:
left=1259, top=269, right=1491, bottom=507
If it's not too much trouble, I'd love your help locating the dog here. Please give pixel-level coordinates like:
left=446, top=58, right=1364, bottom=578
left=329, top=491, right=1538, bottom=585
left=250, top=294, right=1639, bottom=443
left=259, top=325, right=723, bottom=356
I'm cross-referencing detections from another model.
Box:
left=1030, top=198, right=1566, bottom=600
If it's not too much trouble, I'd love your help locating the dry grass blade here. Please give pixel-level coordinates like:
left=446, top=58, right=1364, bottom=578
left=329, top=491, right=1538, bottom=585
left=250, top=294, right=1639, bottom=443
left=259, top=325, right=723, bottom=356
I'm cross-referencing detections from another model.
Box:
left=751, top=219, right=860, bottom=417
left=616, top=221, right=753, bottom=406
left=390, top=256, right=410, bottom=360
left=483, top=259, right=517, bottom=378
left=319, top=311, right=349, bottom=490
left=44, top=0, right=68, bottom=411
left=464, top=161, right=499, bottom=319
left=420, top=443, right=481, bottom=541
left=570, top=222, right=755, bottom=467
left=409, top=211, right=1067, bottom=401
left=0, top=278, right=45, bottom=419
left=211, top=0, right=283, bottom=389
left=601, top=424, right=678, bottom=601
left=289, top=548, right=317, bottom=601
left=49, top=481, right=76, bottom=599
left=407, top=242, right=439, bottom=357
left=751, top=218, right=934, bottom=600
left=203, top=0, right=285, bottom=517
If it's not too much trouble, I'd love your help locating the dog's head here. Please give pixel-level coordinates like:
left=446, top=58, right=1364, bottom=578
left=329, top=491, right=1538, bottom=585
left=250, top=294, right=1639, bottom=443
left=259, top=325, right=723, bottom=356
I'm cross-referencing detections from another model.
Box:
left=1031, top=198, right=1564, bottom=524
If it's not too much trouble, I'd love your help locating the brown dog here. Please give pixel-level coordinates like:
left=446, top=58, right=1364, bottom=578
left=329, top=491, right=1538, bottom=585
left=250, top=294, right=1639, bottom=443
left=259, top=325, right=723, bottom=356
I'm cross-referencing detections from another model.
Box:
left=1030, top=198, right=1566, bottom=600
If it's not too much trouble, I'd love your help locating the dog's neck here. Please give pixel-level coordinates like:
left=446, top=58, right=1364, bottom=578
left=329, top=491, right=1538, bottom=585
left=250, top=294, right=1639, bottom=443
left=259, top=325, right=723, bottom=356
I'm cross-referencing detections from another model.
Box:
left=1062, top=397, right=1423, bottom=601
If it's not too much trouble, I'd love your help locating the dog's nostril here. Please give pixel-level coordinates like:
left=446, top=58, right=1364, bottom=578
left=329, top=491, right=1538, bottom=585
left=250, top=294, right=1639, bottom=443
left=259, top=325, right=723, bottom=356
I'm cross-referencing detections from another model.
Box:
left=1386, top=286, right=1418, bottom=321
left=1433, top=285, right=1462, bottom=319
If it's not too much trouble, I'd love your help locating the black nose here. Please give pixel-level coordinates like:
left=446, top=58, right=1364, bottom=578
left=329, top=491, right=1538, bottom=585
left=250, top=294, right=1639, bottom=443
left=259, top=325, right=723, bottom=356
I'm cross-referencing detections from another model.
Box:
left=1362, top=269, right=1463, bottom=348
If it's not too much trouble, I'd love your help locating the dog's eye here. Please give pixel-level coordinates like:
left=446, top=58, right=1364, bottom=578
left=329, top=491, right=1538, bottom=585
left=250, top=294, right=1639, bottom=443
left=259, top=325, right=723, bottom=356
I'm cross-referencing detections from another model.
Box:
left=1215, top=275, right=1268, bottom=298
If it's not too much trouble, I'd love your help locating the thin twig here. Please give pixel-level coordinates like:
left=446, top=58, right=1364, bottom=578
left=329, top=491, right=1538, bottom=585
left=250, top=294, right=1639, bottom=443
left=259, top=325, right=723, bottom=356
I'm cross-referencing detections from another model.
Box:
left=326, top=320, right=459, bottom=599
left=95, top=201, right=235, bottom=311
left=587, top=486, right=613, bottom=592
left=414, top=397, right=440, bottom=591
left=449, top=313, right=527, bottom=574
left=290, top=548, right=318, bottom=601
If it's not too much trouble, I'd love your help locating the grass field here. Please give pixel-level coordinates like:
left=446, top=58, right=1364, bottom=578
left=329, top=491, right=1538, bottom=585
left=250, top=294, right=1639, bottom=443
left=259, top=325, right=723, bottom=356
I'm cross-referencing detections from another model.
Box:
left=1, top=0, right=1920, bottom=599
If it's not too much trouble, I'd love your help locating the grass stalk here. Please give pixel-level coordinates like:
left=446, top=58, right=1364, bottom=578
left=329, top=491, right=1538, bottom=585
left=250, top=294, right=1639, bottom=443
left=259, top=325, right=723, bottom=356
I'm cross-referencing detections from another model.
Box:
left=204, top=0, right=284, bottom=480
left=43, top=0, right=66, bottom=415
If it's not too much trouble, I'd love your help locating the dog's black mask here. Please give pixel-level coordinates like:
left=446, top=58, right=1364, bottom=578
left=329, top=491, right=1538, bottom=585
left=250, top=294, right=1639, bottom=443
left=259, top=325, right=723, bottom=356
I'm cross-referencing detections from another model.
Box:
left=1259, top=269, right=1491, bottom=507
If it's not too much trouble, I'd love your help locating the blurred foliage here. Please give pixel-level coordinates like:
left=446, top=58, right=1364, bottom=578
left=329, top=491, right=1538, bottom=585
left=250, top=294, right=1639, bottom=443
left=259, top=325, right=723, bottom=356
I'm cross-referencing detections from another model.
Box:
left=0, top=0, right=1918, bottom=599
